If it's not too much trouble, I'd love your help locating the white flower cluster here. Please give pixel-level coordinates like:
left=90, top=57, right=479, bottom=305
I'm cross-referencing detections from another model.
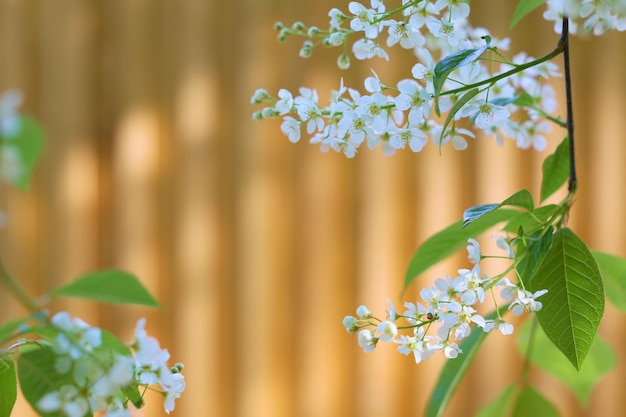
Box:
left=133, top=318, right=186, bottom=414
left=0, top=89, right=25, bottom=183
left=252, top=0, right=562, bottom=157
left=544, top=0, right=626, bottom=35
left=37, top=313, right=185, bottom=417
left=342, top=237, right=548, bottom=363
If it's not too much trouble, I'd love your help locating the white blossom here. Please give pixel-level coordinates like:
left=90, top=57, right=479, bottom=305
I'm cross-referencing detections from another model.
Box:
left=425, top=17, right=461, bottom=46
left=376, top=320, right=398, bottom=342
left=358, top=329, right=377, bottom=352
left=0, top=89, right=23, bottom=138
left=274, top=89, right=294, bottom=115
left=280, top=117, right=301, bottom=143
left=348, top=1, right=384, bottom=39
left=38, top=385, right=90, bottom=417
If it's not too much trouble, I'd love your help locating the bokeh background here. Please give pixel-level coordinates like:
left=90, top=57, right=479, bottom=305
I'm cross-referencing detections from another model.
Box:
left=1, top=1, right=625, bottom=416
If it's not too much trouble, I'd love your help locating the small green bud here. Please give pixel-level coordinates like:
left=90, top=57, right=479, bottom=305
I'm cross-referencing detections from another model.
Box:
left=252, top=111, right=264, bottom=120
left=250, top=88, right=269, bottom=104
left=307, top=26, right=320, bottom=37
left=277, top=28, right=289, bottom=42
left=292, top=21, right=306, bottom=31
left=328, top=32, right=345, bottom=46
left=337, top=53, right=350, bottom=70
left=171, top=362, right=185, bottom=373
left=299, top=41, right=314, bottom=58
left=261, top=107, right=279, bottom=118
left=274, top=21, right=284, bottom=31
left=299, top=47, right=312, bottom=58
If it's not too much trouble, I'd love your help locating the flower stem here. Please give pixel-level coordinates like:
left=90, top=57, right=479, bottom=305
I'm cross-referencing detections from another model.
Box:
left=520, top=317, right=539, bottom=387
left=561, top=17, right=577, bottom=195
left=0, top=259, right=39, bottom=313
left=441, top=39, right=565, bottom=97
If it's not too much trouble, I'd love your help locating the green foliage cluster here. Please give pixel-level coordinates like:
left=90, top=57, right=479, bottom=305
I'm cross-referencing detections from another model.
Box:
left=0, top=114, right=163, bottom=416
left=405, top=134, right=626, bottom=415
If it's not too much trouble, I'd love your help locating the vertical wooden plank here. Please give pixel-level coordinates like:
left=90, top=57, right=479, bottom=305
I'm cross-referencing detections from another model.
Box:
left=0, top=0, right=40, bottom=320
left=159, top=0, right=233, bottom=416
left=294, top=151, right=358, bottom=417
left=232, top=0, right=300, bottom=416
left=99, top=1, right=167, bottom=415
left=37, top=0, right=101, bottom=312
left=577, top=30, right=626, bottom=417
left=0, top=3, right=40, bottom=416
left=1, top=2, right=101, bottom=416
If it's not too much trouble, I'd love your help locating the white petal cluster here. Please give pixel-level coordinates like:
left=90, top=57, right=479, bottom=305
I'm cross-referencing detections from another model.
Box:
left=342, top=238, right=547, bottom=363
left=133, top=318, right=186, bottom=414
left=253, top=1, right=564, bottom=156
left=0, top=89, right=23, bottom=138
left=0, top=89, right=25, bottom=183
left=543, top=0, right=626, bottom=35
left=37, top=313, right=185, bottom=417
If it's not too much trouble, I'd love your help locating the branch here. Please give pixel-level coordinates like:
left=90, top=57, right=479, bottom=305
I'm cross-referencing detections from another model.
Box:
left=562, top=17, right=577, bottom=194
left=0, top=259, right=40, bottom=313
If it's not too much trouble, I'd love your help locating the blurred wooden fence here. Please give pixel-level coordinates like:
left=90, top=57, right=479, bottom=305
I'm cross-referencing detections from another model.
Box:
left=1, top=1, right=625, bottom=416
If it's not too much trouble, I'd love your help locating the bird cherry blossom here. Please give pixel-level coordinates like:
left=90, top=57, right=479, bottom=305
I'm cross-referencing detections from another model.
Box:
left=342, top=237, right=548, bottom=363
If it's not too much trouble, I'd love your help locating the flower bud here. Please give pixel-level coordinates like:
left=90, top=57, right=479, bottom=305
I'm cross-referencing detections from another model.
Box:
left=328, top=32, right=345, bottom=46
left=292, top=21, right=305, bottom=31
left=261, top=107, right=279, bottom=118
left=356, top=305, right=372, bottom=319
left=342, top=316, right=358, bottom=333
left=307, top=26, right=320, bottom=37
left=337, top=53, right=350, bottom=70
left=299, top=41, right=314, bottom=58
left=250, top=88, right=269, bottom=104
left=277, top=29, right=289, bottom=42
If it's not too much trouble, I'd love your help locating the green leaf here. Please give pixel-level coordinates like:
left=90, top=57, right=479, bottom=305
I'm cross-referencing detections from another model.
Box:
left=0, top=357, right=17, bottom=417
left=425, top=308, right=507, bottom=417
left=511, top=386, right=559, bottom=417
left=123, top=383, right=144, bottom=409
left=462, top=204, right=499, bottom=228
left=474, top=384, right=518, bottom=417
left=1, top=115, right=45, bottom=191
left=517, top=319, right=616, bottom=405
left=503, top=205, right=559, bottom=234
left=51, top=269, right=161, bottom=307
left=510, top=0, right=547, bottom=28
left=18, top=347, right=74, bottom=417
left=438, top=88, right=480, bottom=146
left=100, top=329, right=134, bottom=357
left=500, top=189, right=534, bottom=212
left=517, top=229, right=553, bottom=286
left=404, top=209, right=517, bottom=290
left=18, top=332, right=136, bottom=416
left=513, top=92, right=535, bottom=107
left=528, top=228, right=605, bottom=370
left=541, top=137, right=570, bottom=202
left=489, top=93, right=534, bottom=108
left=462, top=189, right=534, bottom=229
left=0, top=318, right=29, bottom=344
left=592, top=251, right=626, bottom=312
left=433, top=38, right=490, bottom=115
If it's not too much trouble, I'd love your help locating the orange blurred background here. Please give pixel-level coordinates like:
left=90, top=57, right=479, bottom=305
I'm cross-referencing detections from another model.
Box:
left=1, top=1, right=625, bottom=416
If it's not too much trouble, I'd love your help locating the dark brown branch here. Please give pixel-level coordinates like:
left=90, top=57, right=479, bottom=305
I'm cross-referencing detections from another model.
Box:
left=562, top=17, right=577, bottom=194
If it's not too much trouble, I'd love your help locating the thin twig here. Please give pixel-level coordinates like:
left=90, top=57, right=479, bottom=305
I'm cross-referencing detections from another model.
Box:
left=0, top=259, right=39, bottom=313
left=562, top=17, right=577, bottom=194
